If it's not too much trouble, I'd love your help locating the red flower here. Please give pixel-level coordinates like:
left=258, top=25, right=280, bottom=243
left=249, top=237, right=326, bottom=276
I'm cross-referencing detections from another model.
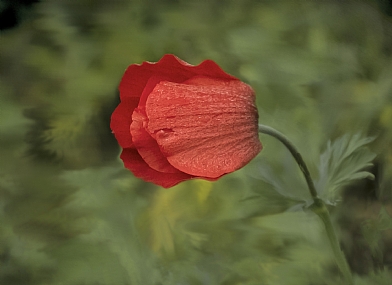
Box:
left=110, top=54, right=262, bottom=188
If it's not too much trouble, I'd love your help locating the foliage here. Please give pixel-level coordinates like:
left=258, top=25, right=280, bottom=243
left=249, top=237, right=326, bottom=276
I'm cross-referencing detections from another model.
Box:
left=316, top=133, right=376, bottom=203
left=1, top=0, right=392, bottom=284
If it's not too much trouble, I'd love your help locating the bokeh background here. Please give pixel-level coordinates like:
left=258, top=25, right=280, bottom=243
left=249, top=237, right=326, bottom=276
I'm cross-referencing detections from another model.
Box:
left=1, top=0, right=392, bottom=284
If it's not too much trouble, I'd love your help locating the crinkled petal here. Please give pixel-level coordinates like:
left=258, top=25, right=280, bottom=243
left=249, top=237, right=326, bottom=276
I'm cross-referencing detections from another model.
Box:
left=119, top=54, right=237, bottom=101
left=130, top=108, right=180, bottom=174
left=110, top=98, right=139, bottom=148
left=138, top=75, right=173, bottom=110
left=120, top=148, right=194, bottom=188
left=145, top=77, right=262, bottom=178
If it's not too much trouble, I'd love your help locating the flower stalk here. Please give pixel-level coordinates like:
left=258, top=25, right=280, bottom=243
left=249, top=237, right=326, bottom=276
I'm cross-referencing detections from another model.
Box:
left=258, top=124, right=353, bottom=285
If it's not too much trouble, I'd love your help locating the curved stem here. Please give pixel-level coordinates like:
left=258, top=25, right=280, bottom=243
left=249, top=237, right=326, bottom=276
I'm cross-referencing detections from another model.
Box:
left=258, top=124, right=353, bottom=284
left=258, top=124, right=318, bottom=200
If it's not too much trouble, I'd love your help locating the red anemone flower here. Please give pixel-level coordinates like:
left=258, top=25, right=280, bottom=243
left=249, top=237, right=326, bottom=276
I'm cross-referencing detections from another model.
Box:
left=110, top=54, right=262, bottom=188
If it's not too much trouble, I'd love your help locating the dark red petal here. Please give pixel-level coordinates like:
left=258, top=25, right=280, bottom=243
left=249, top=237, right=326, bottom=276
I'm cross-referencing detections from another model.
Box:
left=110, top=98, right=139, bottom=148
left=130, top=108, right=180, bottom=173
left=145, top=77, right=262, bottom=178
left=119, top=54, right=237, bottom=101
left=120, top=148, right=194, bottom=188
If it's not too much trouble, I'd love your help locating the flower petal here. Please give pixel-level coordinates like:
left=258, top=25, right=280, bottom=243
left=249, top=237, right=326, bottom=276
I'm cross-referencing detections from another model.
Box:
left=110, top=98, right=139, bottom=148
left=130, top=108, right=181, bottom=174
left=145, top=77, right=262, bottom=178
left=120, top=148, right=194, bottom=188
left=119, top=54, right=237, bottom=101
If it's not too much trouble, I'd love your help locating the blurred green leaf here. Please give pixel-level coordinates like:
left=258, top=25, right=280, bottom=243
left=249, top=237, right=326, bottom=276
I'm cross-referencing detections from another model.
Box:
left=1, top=0, right=392, bottom=284
left=316, top=133, right=376, bottom=203
left=362, top=206, right=392, bottom=258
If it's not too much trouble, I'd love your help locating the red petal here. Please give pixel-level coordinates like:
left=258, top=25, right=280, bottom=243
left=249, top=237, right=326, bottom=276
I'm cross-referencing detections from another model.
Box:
left=120, top=148, right=194, bottom=188
left=145, top=77, right=262, bottom=178
left=138, top=75, right=173, bottom=110
left=110, top=98, right=139, bottom=148
left=119, top=54, right=237, bottom=102
left=130, top=108, right=180, bottom=173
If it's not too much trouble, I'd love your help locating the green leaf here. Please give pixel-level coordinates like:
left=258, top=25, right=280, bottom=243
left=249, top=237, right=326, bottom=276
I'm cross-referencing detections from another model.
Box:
left=316, top=133, right=376, bottom=203
left=361, top=206, right=392, bottom=258
left=352, top=269, right=392, bottom=285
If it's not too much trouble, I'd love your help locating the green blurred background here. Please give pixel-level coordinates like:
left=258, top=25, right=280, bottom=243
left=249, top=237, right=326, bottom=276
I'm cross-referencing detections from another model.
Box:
left=1, top=0, right=392, bottom=284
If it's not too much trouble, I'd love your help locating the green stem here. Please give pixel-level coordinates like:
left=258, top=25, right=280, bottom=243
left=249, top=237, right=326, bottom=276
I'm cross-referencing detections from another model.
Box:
left=310, top=198, right=353, bottom=284
left=257, top=124, right=318, bottom=200
left=258, top=124, right=353, bottom=284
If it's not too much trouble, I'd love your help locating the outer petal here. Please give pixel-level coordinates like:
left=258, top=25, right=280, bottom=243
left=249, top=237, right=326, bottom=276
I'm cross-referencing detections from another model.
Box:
left=119, top=54, right=238, bottom=101
left=130, top=108, right=180, bottom=173
left=110, top=98, right=139, bottom=148
left=120, top=148, right=194, bottom=188
left=145, top=77, right=262, bottom=178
